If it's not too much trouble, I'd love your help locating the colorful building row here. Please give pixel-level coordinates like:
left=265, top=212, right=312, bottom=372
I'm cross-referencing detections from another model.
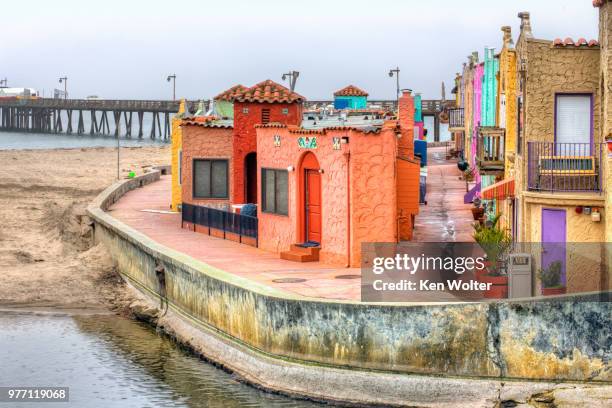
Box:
left=171, top=81, right=421, bottom=267
left=449, top=1, right=612, bottom=295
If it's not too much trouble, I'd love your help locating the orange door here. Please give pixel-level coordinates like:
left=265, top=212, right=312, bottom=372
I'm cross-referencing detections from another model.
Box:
left=305, top=170, right=321, bottom=243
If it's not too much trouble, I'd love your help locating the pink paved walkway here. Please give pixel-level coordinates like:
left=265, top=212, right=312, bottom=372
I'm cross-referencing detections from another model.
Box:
left=108, top=148, right=473, bottom=302
left=413, top=146, right=475, bottom=242
left=108, top=176, right=362, bottom=301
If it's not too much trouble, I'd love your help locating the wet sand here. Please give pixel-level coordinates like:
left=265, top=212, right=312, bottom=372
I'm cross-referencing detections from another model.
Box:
left=0, top=146, right=170, bottom=310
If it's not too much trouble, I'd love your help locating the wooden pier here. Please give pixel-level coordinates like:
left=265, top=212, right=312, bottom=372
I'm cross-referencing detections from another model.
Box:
left=0, top=98, right=202, bottom=140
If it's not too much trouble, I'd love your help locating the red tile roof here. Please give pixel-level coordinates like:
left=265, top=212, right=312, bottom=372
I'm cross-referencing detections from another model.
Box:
left=232, top=80, right=305, bottom=104
left=333, top=85, right=369, bottom=97
left=552, top=37, right=599, bottom=47
left=181, top=115, right=218, bottom=126
left=214, top=84, right=248, bottom=101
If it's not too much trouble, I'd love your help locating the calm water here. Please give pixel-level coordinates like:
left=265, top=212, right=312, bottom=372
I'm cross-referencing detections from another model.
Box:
left=0, top=313, right=320, bottom=408
left=0, top=131, right=166, bottom=150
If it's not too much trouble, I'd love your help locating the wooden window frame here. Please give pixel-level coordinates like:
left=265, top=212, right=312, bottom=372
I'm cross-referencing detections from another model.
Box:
left=192, top=159, right=229, bottom=199
left=261, top=168, right=288, bottom=216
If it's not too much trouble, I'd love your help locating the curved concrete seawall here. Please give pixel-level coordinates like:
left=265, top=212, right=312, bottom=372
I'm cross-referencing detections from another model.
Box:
left=87, top=168, right=611, bottom=399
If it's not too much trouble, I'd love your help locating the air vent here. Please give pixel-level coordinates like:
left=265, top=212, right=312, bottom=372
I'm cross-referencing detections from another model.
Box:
left=262, top=108, right=270, bottom=124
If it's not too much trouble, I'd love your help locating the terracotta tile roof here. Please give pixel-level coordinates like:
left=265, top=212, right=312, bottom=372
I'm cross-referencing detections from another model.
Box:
left=214, top=84, right=248, bottom=101
left=255, top=123, right=381, bottom=134
left=333, top=85, right=369, bottom=97
left=181, top=115, right=220, bottom=126
left=553, top=37, right=599, bottom=47
left=232, top=80, right=305, bottom=104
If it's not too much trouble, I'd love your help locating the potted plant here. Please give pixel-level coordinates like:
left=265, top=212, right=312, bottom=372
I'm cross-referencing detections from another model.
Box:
left=473, top=214, right=512, bottom=299
left=471, top=193, right=485, bottom=221
left=538, top=261, right=566, bottom=296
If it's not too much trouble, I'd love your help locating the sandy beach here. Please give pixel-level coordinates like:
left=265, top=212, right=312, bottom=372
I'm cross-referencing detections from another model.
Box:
left=0, top=146, right=170, bottom=311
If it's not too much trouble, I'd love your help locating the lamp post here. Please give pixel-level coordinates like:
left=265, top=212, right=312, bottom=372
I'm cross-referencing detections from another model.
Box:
left=388, top=67, right=400, bottom=106
left=167, top=74, right=176, bottom=100
left=58, top=76, right=68, bottom=99
left=0, top=78, right=7, bottom=87
left=282, top=70, right=299, bottom=91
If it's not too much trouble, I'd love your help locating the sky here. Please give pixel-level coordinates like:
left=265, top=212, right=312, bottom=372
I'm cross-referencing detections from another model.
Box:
left=1, top=0, right=600, bottom=101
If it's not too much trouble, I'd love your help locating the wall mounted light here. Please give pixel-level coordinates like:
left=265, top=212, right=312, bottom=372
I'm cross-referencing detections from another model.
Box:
left=287, top=165, right=295, bottom=172
left=318, top=169, right=324, bottom=174
left=341, top=136, right=349, bottom=144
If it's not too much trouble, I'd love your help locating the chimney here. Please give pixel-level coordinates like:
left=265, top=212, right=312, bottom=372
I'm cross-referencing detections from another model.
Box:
left=502, top=26, right=514, bottom=49
left=518, top=12, right=533, bottom=39
left=398, top=90, right=415, bottom=158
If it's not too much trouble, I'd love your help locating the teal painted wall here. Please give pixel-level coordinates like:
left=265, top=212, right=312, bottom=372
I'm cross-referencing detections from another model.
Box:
left=334, top=95, right=367, bottom=109
left=481, top=48, right=499, bottom=127
left=414, top=94, right=422, bottom=122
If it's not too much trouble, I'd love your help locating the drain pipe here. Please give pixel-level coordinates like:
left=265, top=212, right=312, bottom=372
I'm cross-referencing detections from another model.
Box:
left=344, top=149, right=351, bottom=267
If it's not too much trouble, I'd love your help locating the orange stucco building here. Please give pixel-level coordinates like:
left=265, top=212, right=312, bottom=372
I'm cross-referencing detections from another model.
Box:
left=180, top=83, right=420, bottom=267
left=255, top=91, right=420, bottom=266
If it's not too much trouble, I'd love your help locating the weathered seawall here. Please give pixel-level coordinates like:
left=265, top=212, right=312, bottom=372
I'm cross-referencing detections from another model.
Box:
left=87, top=169, right=611, bottom=394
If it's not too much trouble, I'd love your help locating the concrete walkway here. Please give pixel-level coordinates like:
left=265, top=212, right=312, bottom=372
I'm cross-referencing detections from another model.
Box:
left=108, top=176, right=361, bottom=301
left=413, top=146, right=475, bottom=242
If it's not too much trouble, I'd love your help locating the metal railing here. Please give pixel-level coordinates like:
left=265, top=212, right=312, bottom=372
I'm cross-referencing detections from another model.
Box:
left=181, top=203, right=258, bottom=246
left=527, top=142, right=604, bottom=193
left=449, top=108, right=464, bottom=128
left=477, top=131, right=505, bottom=166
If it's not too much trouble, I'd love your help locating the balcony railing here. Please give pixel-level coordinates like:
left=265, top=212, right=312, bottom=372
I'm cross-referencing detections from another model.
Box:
left=527, top=142, right=604, bottom=193
left=448, top=108, right=464, bottom=129
left=181, top=203, right=258, bottom=246
left=477, top=128, right=505, bottom=172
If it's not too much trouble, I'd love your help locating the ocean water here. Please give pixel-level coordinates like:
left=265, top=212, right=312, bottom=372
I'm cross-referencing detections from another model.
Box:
left=0, top=313, right=320, bottom=407
left=0, top=131, right=167, bottom=150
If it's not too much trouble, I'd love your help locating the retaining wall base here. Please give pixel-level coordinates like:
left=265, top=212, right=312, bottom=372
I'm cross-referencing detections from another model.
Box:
left=125, top=282, right=609, bottom=408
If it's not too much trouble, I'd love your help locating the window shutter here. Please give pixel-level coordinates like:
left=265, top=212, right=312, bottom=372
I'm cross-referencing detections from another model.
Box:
left=556, top=95, right=591, bottom=147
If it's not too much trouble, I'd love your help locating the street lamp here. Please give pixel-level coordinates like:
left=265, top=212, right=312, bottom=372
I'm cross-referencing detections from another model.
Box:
left=58, top=76, right=68, bottom=99
left=388, top=67, right=400, bottom=105
left=281, top=70, right=299, bottom=91
left=0, top=78, right=7, bottom=87
left=167, top=74, right=176, bottom=100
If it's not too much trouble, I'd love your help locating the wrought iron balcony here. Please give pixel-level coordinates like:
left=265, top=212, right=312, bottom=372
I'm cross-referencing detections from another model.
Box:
left=448, top=108, right=464, bottom=130
left=477, top=127, right=505, bottom=173
left=527, top=142, right=605, bottom=193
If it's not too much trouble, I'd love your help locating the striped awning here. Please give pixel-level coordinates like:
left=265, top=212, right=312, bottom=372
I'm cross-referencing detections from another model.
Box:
left=481, top=178, right=515, bottom=200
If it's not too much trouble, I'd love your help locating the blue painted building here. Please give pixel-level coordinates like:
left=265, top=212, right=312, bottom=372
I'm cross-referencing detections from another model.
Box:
left=333, top=85, right=368, bottom=109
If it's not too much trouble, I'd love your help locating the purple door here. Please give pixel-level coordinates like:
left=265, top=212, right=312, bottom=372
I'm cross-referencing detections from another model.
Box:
left=541, top=209, right=566, bottom=286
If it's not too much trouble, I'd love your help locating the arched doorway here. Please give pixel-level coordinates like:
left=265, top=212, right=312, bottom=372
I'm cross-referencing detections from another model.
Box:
left=244, top=152, right=257, bottom=204
left=298, top=152, right=321, bottom=244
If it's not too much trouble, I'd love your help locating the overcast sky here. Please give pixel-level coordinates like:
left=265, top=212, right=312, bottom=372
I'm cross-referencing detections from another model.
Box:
left=1, top=0, right=599, bottom=100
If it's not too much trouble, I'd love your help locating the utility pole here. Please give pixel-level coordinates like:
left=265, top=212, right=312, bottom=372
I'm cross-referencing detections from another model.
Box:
left=167, top=74, right=176, bottom=100
left=58, top=76, right=68, bottom=99
left=282, top=71, right=299, bottom=91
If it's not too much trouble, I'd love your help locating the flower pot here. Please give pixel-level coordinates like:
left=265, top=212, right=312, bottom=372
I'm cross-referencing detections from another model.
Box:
left=479, top=274, right=508, bottom=299
left=542, top=287, right=567, bottom=296
left=471, top=207, right=485, bottom=220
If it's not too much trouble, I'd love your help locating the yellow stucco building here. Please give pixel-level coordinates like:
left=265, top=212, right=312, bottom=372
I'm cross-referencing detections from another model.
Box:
left=171, top=99, right=187, bottom=211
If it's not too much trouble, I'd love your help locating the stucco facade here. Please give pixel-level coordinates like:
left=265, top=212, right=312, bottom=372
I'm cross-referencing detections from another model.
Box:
left=256, top=122, right=416, bottom=267
left=170, top=100, right=186, bottom=211
left=232, top=101, right=302, bottom=204
left=514, top=13, right=605, bottom=244
left=498, top=27, right=518, bottom=179
left=180, top=124, right=234, bottom=209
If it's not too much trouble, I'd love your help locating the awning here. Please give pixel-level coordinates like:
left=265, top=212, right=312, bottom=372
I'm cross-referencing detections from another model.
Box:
left=481, top=178, right=515, bottom=201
